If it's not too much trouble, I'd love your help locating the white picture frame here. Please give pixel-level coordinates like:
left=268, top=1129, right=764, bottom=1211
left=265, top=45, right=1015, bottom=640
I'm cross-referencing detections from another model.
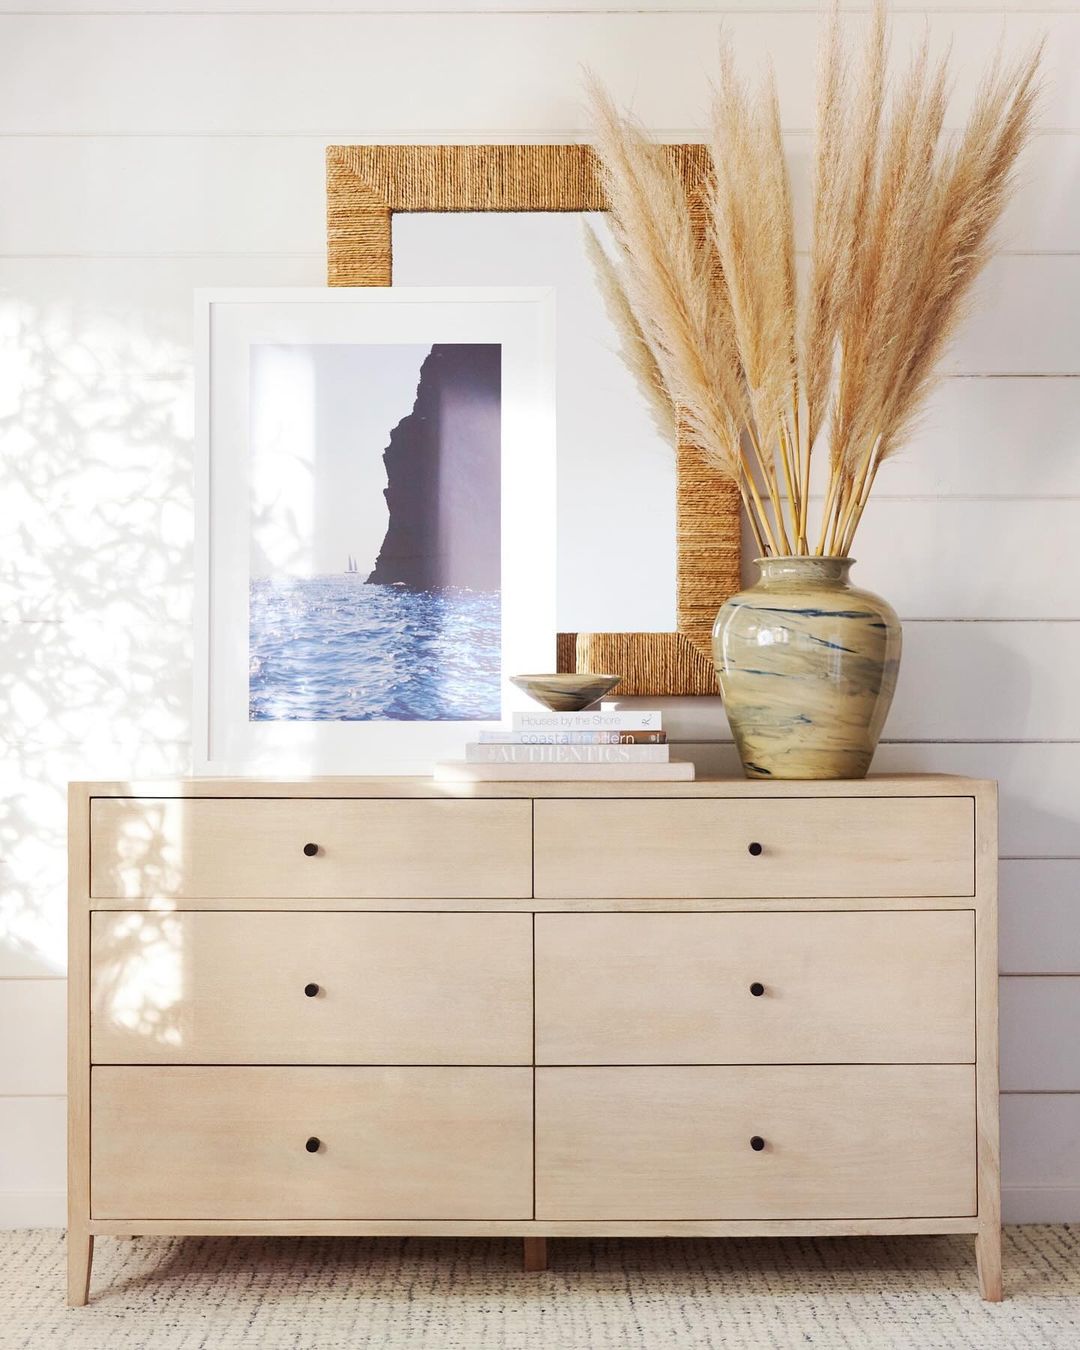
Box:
left=195, top=287, right=556, bottom=776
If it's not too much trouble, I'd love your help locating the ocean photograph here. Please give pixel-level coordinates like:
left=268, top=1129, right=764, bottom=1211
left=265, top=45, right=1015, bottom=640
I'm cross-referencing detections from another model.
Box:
left=248, top=342, right=502, bottom=722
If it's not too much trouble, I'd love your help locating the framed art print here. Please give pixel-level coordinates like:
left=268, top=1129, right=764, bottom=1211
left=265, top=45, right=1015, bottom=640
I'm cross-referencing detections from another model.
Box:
left=195, top=287, right=556, bottom=774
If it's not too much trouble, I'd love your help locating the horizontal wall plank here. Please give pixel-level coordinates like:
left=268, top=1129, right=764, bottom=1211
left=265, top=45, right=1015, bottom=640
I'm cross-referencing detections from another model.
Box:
left=948, top=257, right=1080, bottom=375
left=0, top=138, right=326, bottom=257
left=0, top=14, right=1070, bottom=135
left=1, top=130, right=1075, bottom=258
left=850, top=500, right=1080, bottom=619
left=822, top=377, right=1080, bottom=500
left=0, top=982, right=65, bottom=1096
left=886, top=622, right=1080, bottom=740
left=0, top=1099, right=65, bottom=1202
left=1003, top=1186, right=1080, bottom=1224
left=1002, top=1093, right=1080, bottom=1192
left=1001, top=862, right=1080, bottom=974
left=0, top=1189, right=65, bottom=1229
left=682, top=743, right=1080, bottom=859
left=1001, top=978, right=1080, bottom=1091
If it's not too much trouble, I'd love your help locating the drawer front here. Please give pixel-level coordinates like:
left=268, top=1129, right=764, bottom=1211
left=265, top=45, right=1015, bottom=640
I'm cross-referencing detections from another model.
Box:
left=533, top=797, right=974, bottom=898
left=91, top=1067, right=532, bottom=1220
left=91, top=912, right=533, bottom=1065
left=536, top=910, right=975, bottom=1065
left=90, top=798, right=532, bottom=899
left=536, top=1065, right=976, bottom=1220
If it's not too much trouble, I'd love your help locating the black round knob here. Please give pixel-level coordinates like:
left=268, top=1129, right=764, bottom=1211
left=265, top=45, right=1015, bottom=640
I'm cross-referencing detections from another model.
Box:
left=749, top=982, right=765, bottom=997
left=304, top=983, right=320, bottom=998
left=748, top=841, right=763, bottom=857
left=305, top=1136, right=321, bottom=1153
left=303, top=842, right=319, bottom=857
left=750, top=1135, right=766, bottom=1152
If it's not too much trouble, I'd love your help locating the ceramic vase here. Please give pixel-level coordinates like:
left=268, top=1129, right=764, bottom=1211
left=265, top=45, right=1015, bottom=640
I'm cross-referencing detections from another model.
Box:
left=712, top=556, right=901, bottom=780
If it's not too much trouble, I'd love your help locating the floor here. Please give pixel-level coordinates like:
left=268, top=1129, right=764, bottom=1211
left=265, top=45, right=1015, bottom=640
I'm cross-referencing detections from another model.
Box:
left=0, top=1227, right=1078, bottom=1349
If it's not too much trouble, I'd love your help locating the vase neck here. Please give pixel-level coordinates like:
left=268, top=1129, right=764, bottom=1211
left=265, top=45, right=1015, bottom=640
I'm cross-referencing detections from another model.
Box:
left=754, top=556, right=854, bottom=588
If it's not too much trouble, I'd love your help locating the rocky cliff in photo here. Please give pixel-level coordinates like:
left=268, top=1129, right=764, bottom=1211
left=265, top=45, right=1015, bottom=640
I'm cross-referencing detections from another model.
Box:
left=367, top=343, right=501, bottom=592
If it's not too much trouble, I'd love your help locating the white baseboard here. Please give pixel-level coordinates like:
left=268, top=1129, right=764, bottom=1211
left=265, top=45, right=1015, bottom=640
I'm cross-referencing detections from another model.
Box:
left=2, top=1188, right=1076, bottom=1232
left=1003, top=1187, right=1080, bottom=1224
left=0, top=1191, right=66, bottom=1230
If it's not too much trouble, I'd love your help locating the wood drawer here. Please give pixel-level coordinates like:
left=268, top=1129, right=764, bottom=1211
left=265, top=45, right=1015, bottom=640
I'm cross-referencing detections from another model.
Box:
left=535, top=910, right=975, bottom=1065
left=89, top=798, right=532, bottom=899
left=533, top=797, right=974, bottom=898
left=91, top=912, right=532, bottom=1065
left=536, top=1065, right=976, bottom=1220
left=91, top=1067, right=532, bottom=1220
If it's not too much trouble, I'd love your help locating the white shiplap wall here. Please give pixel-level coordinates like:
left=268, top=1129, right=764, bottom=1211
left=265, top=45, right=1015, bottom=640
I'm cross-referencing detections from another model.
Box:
left=0, top=1, right=1077, bottom=1227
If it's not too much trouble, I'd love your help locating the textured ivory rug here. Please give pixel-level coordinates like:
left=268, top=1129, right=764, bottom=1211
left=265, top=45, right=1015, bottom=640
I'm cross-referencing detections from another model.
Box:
left=0, top=1227, right=1078, bottom=1350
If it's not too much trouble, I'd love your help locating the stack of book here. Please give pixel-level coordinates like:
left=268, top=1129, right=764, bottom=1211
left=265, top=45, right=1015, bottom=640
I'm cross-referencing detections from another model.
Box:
left=434, top=708, right=695, bottom=782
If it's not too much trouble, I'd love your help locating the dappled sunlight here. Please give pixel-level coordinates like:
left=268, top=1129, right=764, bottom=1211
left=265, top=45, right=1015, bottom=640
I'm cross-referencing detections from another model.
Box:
left=94, top=799, right=189, bottom=900
left=91, top=911, right=185, bottom=1051
left=0, top=291, right=195, bottom=975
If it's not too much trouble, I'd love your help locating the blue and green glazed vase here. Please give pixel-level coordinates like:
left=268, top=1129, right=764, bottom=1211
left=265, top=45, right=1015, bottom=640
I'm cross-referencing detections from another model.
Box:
left=711, top=556, right=902, bottom=780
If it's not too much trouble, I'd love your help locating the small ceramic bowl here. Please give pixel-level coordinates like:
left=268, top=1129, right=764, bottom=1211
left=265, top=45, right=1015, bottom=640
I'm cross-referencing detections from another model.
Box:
left=509, top=673, right=621, bottom=712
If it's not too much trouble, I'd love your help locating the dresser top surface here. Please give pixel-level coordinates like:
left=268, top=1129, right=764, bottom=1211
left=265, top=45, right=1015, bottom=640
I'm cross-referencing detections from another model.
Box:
left=72, top=774, right=995, bottom=801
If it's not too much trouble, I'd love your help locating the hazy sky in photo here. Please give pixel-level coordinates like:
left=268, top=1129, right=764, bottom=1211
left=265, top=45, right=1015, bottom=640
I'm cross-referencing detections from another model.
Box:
left=250, top=343, right=431, bottom=578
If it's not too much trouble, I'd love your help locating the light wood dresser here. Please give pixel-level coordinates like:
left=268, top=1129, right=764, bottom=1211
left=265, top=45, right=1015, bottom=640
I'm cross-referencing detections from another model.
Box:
left=68, top=774, right=1000, bottom=1304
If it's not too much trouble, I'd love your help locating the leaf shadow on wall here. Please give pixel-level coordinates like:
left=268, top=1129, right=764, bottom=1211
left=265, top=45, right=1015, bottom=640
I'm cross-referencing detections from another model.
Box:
left=0, top=297, right=193, bottom=977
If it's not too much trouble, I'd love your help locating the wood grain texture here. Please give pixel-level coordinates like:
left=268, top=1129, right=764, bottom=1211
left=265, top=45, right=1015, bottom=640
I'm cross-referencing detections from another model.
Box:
left=90, top=911, right=533, bottom=1066
left=86, top=1216, right=980, bottom=1238
left=536, top=1065, right=977, bottom=1221
left=73, top=774, right=991, bottom=800
left=975, top=780, right=1003, bottom=1300
left=91, top=1066, right=533, bottom=1221
left=66, top=784, right=93, bottom=1306
left=325, top=143, right=739, bottom=695
left=533, top=796, right=975, bottom=898
left=535, top=910, right=975, bottom=1065
left=89, top=797, right=533, bottom=899
left=84, top=894, right=981, bottom=915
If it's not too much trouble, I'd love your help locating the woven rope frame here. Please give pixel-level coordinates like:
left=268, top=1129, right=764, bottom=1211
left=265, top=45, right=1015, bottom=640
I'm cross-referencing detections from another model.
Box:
left=326, top=143, right=740, bottom=696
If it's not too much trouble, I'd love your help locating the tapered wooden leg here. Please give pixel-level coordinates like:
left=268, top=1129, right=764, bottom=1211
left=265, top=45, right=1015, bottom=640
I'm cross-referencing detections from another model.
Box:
left=67, top=1227, right=94, bottom=1307
left=523, top=1237, right=548, bottom=1272
left=976, top=1226, right=1002, bottom=1302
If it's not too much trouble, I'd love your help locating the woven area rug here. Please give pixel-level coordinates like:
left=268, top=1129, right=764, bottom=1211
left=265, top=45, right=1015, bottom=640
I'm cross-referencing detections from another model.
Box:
left=1, top=1227, right=1078, bottom=1350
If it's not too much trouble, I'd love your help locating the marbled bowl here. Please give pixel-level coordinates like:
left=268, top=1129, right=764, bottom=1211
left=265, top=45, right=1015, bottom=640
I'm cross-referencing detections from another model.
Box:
left=509, top=673, right=621, bottom=712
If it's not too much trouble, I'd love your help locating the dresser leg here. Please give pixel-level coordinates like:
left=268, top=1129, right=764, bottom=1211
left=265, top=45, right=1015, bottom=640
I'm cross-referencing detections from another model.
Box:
left=67, top=1227, right=94, bottom=1307
left=976, top=1226, right=1002, bottom=1302
left=523, top=1237, right=548, bottom=1272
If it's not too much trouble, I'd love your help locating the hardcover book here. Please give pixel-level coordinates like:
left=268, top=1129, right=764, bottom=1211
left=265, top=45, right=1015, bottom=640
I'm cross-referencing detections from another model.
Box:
left=465, top=743, right=670, bottom=764
left=510, top=710, right=663, bottom=732
left=477, top=730, right=667, bottom=745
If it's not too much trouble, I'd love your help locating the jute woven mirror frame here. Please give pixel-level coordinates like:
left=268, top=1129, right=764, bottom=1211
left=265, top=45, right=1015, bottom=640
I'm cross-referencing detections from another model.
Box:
left=325, top=143, right=740, bottom=696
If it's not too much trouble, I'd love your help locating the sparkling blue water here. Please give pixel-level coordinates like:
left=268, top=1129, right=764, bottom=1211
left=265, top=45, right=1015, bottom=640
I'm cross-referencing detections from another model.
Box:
left=249, top=577, right=501, bottom=721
